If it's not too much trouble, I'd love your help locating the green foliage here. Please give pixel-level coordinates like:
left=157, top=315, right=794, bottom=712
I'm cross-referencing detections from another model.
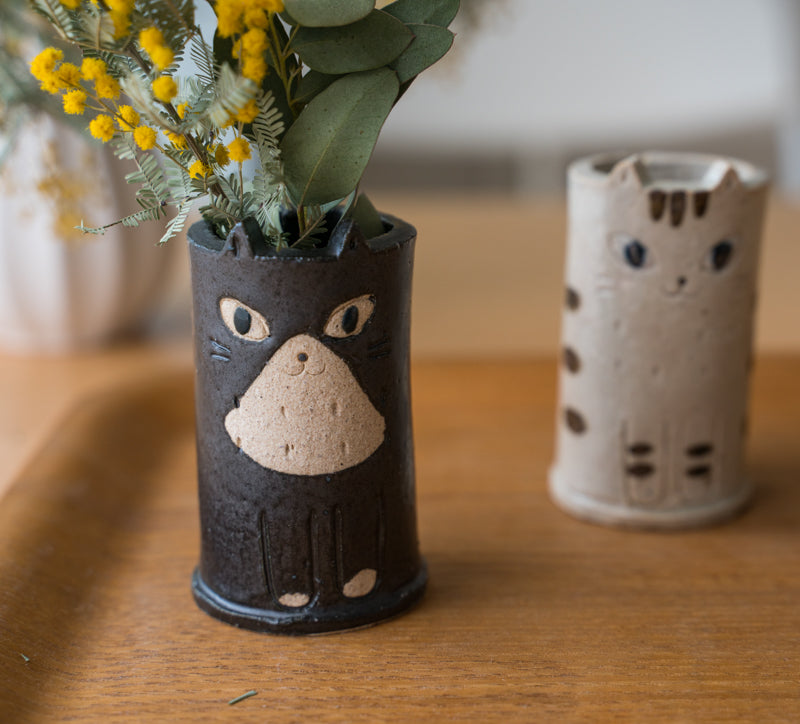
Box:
left=31, top=0, right=460, bottom=251
left=294, top=70, right=339, bottom=106
left=351, top=193, right=384, bottom=239
left=381, top=0, right=461, bottom=27
left=189, top=33, right=217, bottom=88
left=280, top=68, right=399, bottom=207
left=160, top=164, right=196, bottom=244
left=390, top=24, right=454, bottom=84
left=280, top=1, right=459, bottom=220
left=250, top=90, right=285, bottom=172
left=292, top=11, right=412, bottom=74
left=136, top=0, right=195, bottom=38
left=250, top=90, right=285, bottom=237
left=283, top=0, right=374, bottom=28
left=207, top=64, right=257, bottom=126
left=29, top=0, right=80, bottom=43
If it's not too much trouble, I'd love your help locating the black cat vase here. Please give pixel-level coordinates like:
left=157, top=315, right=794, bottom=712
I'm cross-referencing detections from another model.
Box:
left=187, top=215, right=426, bottom=634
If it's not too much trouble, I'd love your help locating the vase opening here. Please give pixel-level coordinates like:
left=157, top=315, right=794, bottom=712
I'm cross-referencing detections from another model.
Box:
left=584, top=151, right=767, bottom=192
left=191, top=208, right=393, bottom=258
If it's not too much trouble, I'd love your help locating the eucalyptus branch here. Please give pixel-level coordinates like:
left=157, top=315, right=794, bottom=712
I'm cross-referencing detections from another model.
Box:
left=27, top=0, right=460, bottom=247
left=291, top=206, right=326, bottom=248
left=268, top=15, right=298, bottom=120
left=238, top=162, right=244, bottom=216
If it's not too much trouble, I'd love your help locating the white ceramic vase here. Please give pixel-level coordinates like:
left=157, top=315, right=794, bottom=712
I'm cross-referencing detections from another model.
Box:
left=549, top=151, right=769, bottom=528
left=0, top=115, right=173, bottom=354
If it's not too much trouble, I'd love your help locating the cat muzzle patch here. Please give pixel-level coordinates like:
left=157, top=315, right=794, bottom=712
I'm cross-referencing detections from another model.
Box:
left=224, top=334, right=385, bottom=476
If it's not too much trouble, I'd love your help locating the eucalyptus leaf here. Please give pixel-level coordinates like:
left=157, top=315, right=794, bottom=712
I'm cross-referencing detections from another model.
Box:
left=295, top=70, right=340, bottom=106
left=292, top=10, right=412, bottom=74
left=280, top=68, right=400, bottom=206
left=391, top=24, right=454, bottom=84
left=270, top=19, right=300, bottom=81
left=283, top=0, right=374, bottom=27
left=381, top=0, right=460, bottom=27
left=351, top=193, right=385, bottom=239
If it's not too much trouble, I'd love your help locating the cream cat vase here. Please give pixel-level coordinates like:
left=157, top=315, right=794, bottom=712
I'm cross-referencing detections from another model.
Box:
left=549, top=152, right=768, bottom=528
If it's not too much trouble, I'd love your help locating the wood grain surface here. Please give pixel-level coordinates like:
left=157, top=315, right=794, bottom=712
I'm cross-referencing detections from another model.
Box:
left=1, top=355, right=800, bottom=721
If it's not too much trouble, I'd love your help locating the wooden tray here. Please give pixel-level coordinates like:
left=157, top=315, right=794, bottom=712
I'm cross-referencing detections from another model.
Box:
left=2, top=359, right=800, bottom=721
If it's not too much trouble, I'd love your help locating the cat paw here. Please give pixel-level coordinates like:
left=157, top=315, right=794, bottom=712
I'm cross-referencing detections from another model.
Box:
left=343, top=568, right=377, bottom=598
left=278, top=592, right=310, bottom=608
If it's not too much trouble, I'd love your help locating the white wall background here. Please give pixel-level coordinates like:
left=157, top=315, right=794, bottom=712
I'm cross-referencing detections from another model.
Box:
left=379, top=0, right=796, bottom=174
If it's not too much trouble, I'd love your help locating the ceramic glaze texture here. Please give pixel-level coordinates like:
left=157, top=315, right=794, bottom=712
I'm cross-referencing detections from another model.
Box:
left=188, top=216, right=425, bottom=633
left=549, top=153, right=768, bottom=528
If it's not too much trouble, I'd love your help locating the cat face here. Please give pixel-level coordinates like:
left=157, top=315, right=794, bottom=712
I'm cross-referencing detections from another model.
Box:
left=598, top=157, right=762, bottom=307
left=222, top=294, right=386, bottom=476
left=189, top=217, right=415, bottom=480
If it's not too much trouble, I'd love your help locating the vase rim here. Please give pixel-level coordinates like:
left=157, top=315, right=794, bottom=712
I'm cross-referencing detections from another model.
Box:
left=188, top=212, right=415, bottom=260
left=569, top=151, right=768, bottom=192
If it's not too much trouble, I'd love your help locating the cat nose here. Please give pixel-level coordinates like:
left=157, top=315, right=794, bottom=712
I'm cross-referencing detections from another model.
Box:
left=677, top=276, right=687, bottom=288
left=273, top=335, right=327, bottom=377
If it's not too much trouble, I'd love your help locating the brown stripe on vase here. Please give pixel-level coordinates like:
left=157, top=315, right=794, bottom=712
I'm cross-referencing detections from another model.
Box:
left=693, top=191, right=710, bottom=218
left=670, top=191, right=686, bottom=227
left=626, top=462, right=655, bottom=477
left=649, top=190, right=666, bottom=221
left=686, top=443, right=713, bottom=457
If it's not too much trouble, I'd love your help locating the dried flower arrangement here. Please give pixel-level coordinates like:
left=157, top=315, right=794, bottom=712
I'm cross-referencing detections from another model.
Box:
left=29, top=0, right=458, bottom=247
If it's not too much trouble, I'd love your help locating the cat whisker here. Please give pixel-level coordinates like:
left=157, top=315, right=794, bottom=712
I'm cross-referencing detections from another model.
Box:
left=368, top=336, right=390, bottom=351
left=210, top=338, right=231, bottom=362
left=211, top=339, right=231, bottom=355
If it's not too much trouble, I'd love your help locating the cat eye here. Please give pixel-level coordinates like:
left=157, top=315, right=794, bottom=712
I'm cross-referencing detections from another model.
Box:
left=709, top=240, right=734, bottom=271
left=610, top=233, right=653, bottom=270
left=623, top=239, right=648, bottom=269
left=220, top=298, right=270, bottom=341
left=324, top=295, right=375, bottom=339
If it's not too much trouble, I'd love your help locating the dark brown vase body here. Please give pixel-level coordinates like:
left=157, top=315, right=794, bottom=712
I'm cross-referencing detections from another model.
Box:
left=187, top=215, right=425, bottom=634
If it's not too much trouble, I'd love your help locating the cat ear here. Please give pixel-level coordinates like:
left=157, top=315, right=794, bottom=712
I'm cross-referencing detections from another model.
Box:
left=328, top=218, right=371, bottom=259
left=223, top=219, right=265, bottom=259
left=606, top=155, right=646, bottom=189
left=709, top=162, right=742, bottom=193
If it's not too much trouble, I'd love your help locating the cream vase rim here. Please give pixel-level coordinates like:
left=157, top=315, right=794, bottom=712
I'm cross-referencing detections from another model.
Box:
left=569, top=150, right=769, bottom=191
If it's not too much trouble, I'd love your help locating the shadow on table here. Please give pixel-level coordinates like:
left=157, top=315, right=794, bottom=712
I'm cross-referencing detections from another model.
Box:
left=745, top=449, right=800, bottom=532
left=0, top=370, right=195, bottom=723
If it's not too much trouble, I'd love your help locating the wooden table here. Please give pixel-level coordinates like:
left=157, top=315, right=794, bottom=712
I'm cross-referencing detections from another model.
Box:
left=1, top=344, right=800, bottom=721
